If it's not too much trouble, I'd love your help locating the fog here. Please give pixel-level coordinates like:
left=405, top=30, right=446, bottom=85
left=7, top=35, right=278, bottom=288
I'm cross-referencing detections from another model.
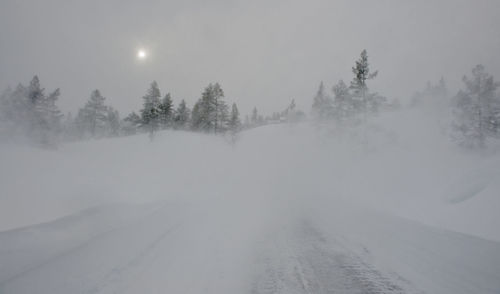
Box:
left=1, top=1, right=500, bottom=293
left=1, top=0, right=500, bottom=115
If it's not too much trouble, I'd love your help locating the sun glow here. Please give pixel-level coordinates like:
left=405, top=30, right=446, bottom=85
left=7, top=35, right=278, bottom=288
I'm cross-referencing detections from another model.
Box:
left=137, top=49, right=147, bottom=60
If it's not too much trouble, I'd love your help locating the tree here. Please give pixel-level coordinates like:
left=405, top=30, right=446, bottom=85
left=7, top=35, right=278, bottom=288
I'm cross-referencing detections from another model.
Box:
left=140, top=81, right=161, bottom=138
left=27, top=76, right=46, bottom=135
left=228, top=103, right=241, bottom=132
left=452, top=65, right=500, bottom=147
left=76, top=89, right=108, bottom=138
left=3, top=76, right=64, bottom=146
left=37, top=87, right=63, bottom=144
left=0, top=76, right=62, bottom=146
left=158, top=93, right=174, bottom=129
left=122, top=112, right=142, bottom=135
left=105, top=106, right=120, bottom=137
left=174, top=99, right=190, bottom=129
left=251, top=107, right=258, bottom=125
left=410, top=78, right=448, bottom=108
left=311, top=81, right=332, bottom=121
left=209, top=83, right=228, bottom=133
left=192, top=85, right=215, bottom=132
left=191, top=83, right=228, bottom=133
left=332, top=80, right=352, bottom=122
left=228, top=103, right=241, bottom=145
left=350, top=50, right=378, bottom=116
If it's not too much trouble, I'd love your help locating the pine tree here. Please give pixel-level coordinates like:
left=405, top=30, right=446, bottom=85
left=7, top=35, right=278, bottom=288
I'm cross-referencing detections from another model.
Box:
left=140, top=81, right=161, bottom=137
left=158, top=93, right=174, bottom=129
left=0, top=76, right=62, bottom=146
left=410, top=78, right=448, bottom=109
left=228, top=103, right=241, bottom=132
left=311, top=81, right=332, bottom=121
left=105, top=106, right=120, bottom=137
left=251, top=107, right=258, bottom=125
left=332, top=80, right=352, bottom=122
left=174, top=99, right=190, bottom=129
left=452, top=65, right=500, bottom=147
left=76, top=89, right=108, bottom=138
left=350, top=50, right=378, bottom=116
left=27, top=76, right=62, bottom=145
left=28, top=76, right=45, bottom=134
left=211, top=83, right=227, bottom=133
left=122, top=112, right=142, bottom=135
left=191, top=83, right=228, bottom=133
left=286, top=99, right=299, bottom=122
left=191, top=85, right=215, bottom=132
left=38, top=88, right=63, bottom=144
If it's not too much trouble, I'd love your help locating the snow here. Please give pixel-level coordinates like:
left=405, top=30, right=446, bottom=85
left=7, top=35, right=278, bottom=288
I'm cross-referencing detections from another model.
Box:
left=0, top=109, right=500, bottom=293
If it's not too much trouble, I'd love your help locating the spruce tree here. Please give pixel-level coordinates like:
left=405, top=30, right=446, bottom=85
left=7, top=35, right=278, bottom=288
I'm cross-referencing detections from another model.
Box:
left=122, top=112, right=142, bottom=135
left=332, top=80, right=352, bottom=122
left=105, top=106, right=120, bottom=137
left=351, top=50, right=378, bottom=116
left=312, top=81, right=332, bottom=121
left=140, top=81, right=161, bottom=137
left=76, top=90, right=108, bottom=138
left=158, top=93, right=174, bottom=129
left=251, top=107, right=258, bottom=125
left=191, top=83, right=228, bottom=133
left=211, top=83, right=227, bottom=133
left=174, top=99, right=190, bottom=129
left=228, top=103, right=241, bottom=132
left=452, top=65, right=500, bottom=147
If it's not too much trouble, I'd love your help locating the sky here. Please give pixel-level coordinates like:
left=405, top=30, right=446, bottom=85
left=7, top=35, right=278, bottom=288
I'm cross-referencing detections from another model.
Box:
left=1, top=0, right=500, bottom=117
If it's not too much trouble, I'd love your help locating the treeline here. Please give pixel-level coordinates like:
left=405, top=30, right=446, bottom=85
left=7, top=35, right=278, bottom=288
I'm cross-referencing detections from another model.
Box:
left=310, top=50, right=394, bottom=125
left=0, top=76, right=63, bottom=147
left=3, top=49, right=499, bottom=149
left=309, top=50, right=500, bottom=148
left=0, top=79, right=249, bottom=147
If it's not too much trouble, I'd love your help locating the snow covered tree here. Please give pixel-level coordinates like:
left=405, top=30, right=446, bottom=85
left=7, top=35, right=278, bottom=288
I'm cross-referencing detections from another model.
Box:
left=452, top=65, right=500, bottom=148
left=228, top=103, right=241, bottom=145
left=228, top=103, right=241, bottom=132
left=174, top=99, right=190, bottom=129
left=332, top=80, right=353, bottom=123
left=140, top=81, right=161, bottom=138
left=191, top=87, right=214, bottom=132
left=211, top=83, right=228, bottom=133
left=158, top=93, right=174, bottom=129
left=251, top=107, right=258, bottom=125
left=122, top=112, right=141, bottom=135
left=410, top=78, right=448, bottom=109
left=36, top=87, right=63, bottom=145
left=0, top=76, right=63, bottom=146
left=76, top=89, right=108, bottom=138
left=191, top=83, right=228, bottom=133
left=62, top=112, right=79, bottom=141
left=105, top=106, right=120, bottom=137
left=350, top=50, right=378, bottom=117
left=311, top=81, right=332, bottom=121
left=286, top=99, right=297, bottom=122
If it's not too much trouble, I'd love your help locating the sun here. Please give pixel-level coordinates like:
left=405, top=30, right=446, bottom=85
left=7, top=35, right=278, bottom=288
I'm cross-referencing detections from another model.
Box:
left=137, top=49, right=147, bottom=60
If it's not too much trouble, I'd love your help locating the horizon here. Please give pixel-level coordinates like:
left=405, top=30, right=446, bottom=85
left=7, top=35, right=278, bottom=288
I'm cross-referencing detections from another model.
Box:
left=1, top=0, right=500, bottom=116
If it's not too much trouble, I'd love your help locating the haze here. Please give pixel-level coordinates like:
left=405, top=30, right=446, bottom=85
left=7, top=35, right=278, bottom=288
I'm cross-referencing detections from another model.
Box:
left=1, top=1, right=500, bottom=293
left=1, top=0, right=499, bottom=115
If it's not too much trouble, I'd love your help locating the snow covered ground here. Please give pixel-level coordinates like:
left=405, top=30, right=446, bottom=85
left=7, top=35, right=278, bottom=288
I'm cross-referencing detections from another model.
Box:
left=1, top=109, right=500, bottom=293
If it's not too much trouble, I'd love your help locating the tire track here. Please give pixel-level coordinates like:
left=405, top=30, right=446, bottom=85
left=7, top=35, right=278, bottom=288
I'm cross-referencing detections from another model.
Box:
left=252, top=220, right=419, bottom=294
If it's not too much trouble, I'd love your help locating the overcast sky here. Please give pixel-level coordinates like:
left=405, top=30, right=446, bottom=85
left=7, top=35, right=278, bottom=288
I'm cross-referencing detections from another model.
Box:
left=1, top=0, right=499, bottom=116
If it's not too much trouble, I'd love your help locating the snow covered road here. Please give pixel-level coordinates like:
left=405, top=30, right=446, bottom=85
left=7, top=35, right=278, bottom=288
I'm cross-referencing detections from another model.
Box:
left=1, top=201, right=499, bottom=294
left=2, top=123, right=500, bottom=293
left=252, top=220, right=410, bottom=294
